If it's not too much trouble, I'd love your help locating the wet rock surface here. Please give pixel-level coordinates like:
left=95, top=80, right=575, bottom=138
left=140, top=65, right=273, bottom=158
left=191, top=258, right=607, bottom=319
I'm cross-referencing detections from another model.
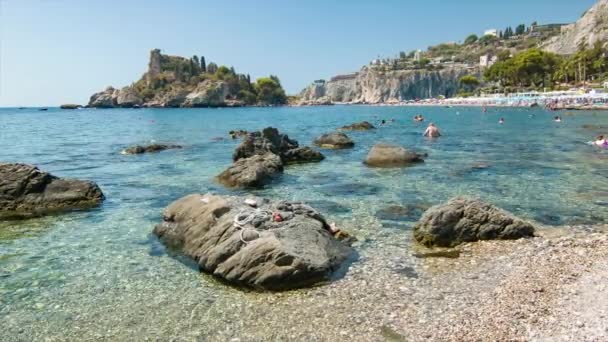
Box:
left=121, top=143, right=183, bottom=155
left=0, top=163, right=104, bottom=219
left=314, top=132, right=355, bottom=149
left=364, top=143, right=425, bottom=168
left=413, top=197, right=536, bottom=247
left=153, top=193, right=354, bottom=291
left=219, top=127, right=324, bottom=188
left=339, top=121, right=376, bottom=131
left=216, top=153, right=283, bottom=188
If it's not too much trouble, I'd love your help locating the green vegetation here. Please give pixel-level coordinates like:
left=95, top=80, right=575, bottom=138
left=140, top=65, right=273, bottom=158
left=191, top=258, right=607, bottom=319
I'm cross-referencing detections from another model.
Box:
left=464, top=34, right=478, bottom=45
left=133, top=52, right=287, bottom=106
left=484, top=42, right=608, bottom=90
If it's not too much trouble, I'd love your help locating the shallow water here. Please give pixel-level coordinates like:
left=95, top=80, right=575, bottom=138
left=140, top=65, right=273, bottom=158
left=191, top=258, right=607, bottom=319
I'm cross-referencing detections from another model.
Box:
left=1, top=106, right=607, bottom=339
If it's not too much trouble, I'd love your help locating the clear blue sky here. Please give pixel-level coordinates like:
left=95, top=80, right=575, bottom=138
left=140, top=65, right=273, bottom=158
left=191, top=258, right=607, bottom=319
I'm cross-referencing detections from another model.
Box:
left=0, top=0, right=597, bottom=106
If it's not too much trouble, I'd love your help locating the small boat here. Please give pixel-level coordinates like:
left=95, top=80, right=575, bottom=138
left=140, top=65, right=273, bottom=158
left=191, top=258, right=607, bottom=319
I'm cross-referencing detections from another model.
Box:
left=38, top=108, right=49, bottom=111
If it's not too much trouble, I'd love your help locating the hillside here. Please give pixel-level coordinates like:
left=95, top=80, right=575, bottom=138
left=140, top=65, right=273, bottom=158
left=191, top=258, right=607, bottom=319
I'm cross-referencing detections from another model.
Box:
left=300, top=0, right=607, bottom=104
left=543, top=0, right=608, bottom=55
left=88, top=49, right=287, bottom=108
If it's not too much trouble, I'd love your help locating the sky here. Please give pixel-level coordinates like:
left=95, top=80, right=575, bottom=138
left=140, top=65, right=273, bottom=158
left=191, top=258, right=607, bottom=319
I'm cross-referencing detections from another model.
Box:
left=0, top=0, right=598, bottom=106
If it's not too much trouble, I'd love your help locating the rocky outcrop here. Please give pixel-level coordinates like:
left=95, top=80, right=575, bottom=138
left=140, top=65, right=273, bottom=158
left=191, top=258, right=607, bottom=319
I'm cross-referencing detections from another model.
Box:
left=60, top=104, right=82, bottom=110
left=216, top=153, right=283, bottom=188
left=314, top=132, right=355, bottom=149
left=339, top=121, right=376, bottom=131
left=543, top=0, right=608, bottom=55
left=121, top=143, right=182, bottom=155
left=364, top=144, right=425, bottom=167
left=0, top=163, right=104, bottom=219
left=219, top=128, right=324, bottom=188
left=413, top=197, right=536, bottom=247
left=88, top=49, right=287, bottom=108
left=153, top=194, right=354, bottom=290
left=88, top=87, right=117, bottom=108
left=115, top=86, right=143, bottom=107
left=183, top=80, right=229, bottom=107
left=229, top=130, right=249, bottom=139
left=300, top=66, right=470, bottom=104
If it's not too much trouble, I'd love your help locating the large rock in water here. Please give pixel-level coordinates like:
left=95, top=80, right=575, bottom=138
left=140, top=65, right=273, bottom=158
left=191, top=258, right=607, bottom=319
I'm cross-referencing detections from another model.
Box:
left=88, top=86, right=117, bottom=108
left=364, top=143, right=425, bottom=167
left=282, top=147, right=325, bottom=164
left=153, top=194, right=354, bottom=290
left=413, top=197, right=536, bottom=247
left=233, top=127, right=299, bottom=162
left=339, top=121, right=376, bottom=131
left=216, top=153, right=283, bottom=188
left=314, top=132, right=355, bottom=149
left=0, top=163, right=104, bottom=219
left=121, top=143, right=182, bottom=155
left=116, top=86, right=143, bottom=108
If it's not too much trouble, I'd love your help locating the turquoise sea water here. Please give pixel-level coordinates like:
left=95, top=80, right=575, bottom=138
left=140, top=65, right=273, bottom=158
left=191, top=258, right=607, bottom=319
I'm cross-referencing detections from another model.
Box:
left=1, top=106, right=607, bottom=339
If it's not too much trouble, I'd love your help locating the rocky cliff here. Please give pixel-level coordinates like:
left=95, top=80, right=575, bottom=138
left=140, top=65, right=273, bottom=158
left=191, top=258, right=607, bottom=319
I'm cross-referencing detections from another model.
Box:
left=299, top=66, right=471, bottom=105
left=88, top=49, right=286, bottom=108
left=543, top=0, right=608, bottom=55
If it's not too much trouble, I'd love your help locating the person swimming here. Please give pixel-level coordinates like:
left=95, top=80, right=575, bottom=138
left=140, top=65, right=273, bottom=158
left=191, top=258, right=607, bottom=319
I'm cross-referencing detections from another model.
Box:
left=414, top=115, right=424, bottom=122
left=554, top=116, right=562, bottom=122
left=499, top=118, right=505, bottom=124
left=423, top=122, right=441, bottom=138
left=381, top=119, right=386, bottom=125
left=595, top=135, right=608, bottom=147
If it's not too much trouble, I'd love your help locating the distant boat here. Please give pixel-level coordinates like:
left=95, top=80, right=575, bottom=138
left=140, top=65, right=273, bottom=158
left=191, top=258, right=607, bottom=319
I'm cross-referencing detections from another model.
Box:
left=38, top=108, right=48, bottom=111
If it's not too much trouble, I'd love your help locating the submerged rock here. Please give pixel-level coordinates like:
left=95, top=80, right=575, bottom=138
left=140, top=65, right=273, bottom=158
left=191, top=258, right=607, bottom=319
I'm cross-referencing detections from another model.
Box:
left=153, top=194, right=354, bottom=290
left=413, top=197, right=536, bottom=247
left=216, top=153, right=283, bottom=188
left=121, top=144, right=182, bottom=155
left=376, top=205, right=425, bottom=222
left=339, top=121, right=376, bottom=131
left=314, top=132, right=355, bottom=149
left=0, top=163, right=104, bottom=219
left=364, top=143, right=425, bottom=168
left=282, top=147, right=325, bottom=164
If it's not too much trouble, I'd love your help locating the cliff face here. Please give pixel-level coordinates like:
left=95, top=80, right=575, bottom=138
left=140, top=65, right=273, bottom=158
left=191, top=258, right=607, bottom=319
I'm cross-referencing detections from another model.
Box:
left=543, top=0, right=608, bottom=55
left=299, top=66, right=470, bottom=105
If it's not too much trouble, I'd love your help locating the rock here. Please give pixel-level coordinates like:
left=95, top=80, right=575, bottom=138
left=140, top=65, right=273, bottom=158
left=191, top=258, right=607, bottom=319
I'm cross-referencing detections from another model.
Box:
left=216, top=153, right=283, bottom=188
left=88, top=86, right=117, bottom=108
left=229, top=130, right=249, bottom=139
left=233, top=127, right=323, bottom=164
left=364, top=143, right=425, bottom=168
left=314, top=132, right=355, bottom=149
left=0, top=163, right=104, bottom=219
left=182, top=80, right=228, bottom=107
left=115, top=86, right=143, bottom=108
left=339, top=121, right=376, bottom=131
left=282, top=147, right=325, bottom=164
left=121, top=143, right=182, bottom=155
left=376, top=205, right=425, bottom=222
left=413, top=197, right=536, bottom=247
left=300, top=66, right=470, bottom=104
left=153, top=194, right=354, bottom=290
left=60, top=104, right=81, bottom=110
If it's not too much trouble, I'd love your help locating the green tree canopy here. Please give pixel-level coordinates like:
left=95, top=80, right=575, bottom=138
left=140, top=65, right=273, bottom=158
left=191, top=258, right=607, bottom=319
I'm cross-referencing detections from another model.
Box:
left=254, top=77, right=287, bottom=105
left=464, top=34, right=478, bottom=45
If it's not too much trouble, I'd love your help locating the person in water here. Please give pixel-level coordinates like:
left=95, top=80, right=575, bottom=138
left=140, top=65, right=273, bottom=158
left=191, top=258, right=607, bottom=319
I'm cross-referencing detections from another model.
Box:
left=381, top=119, right=386, bottom=125
left=595, top=135, right=608, bottom=147
left=414, top=115, right=424, bottom=122
left=499, top=118, right=505, bottom=124
left=554, top=116, right=562, bottom=122
left=423, top=122, right=441, bottom=138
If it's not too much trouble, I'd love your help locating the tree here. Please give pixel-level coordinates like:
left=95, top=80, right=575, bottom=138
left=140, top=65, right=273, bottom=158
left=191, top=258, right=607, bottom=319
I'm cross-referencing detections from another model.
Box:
left=192, top=55, right=200, bottom=69
left=515, top=24, right=526, bottom=36
left=464, top=34, right=478, bottom=45
left=254, top=77, right=287, bottom=105
left=207, top=62, right=218, bottom=74
left=200, top=56, right=206, bottom=73
left=459, top=75, right=480, bottom=92
left=399, top=51, right=407, bottom=60
left=478, top=34, right=497, bottom=46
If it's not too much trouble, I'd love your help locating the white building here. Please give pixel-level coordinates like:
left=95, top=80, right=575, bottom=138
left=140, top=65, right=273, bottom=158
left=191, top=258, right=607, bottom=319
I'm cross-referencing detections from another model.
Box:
left=414, top=50, right=423, bottom=62
left=483, top=29, right=498, bottom=37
